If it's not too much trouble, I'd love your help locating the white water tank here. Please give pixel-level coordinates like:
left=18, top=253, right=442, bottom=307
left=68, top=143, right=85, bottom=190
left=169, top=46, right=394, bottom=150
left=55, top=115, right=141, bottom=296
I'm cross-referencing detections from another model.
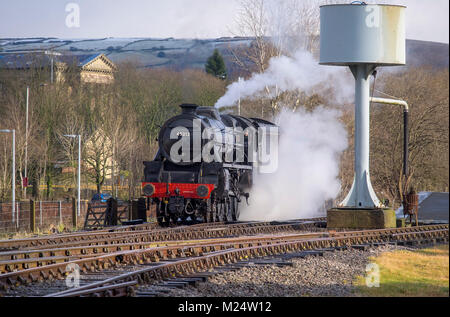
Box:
left=320, top=4, right=406, bottom=66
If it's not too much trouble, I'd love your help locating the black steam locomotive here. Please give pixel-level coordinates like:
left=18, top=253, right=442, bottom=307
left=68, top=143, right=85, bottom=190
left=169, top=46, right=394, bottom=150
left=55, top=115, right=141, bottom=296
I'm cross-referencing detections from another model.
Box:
left=142, top=104, right=277, bottom=226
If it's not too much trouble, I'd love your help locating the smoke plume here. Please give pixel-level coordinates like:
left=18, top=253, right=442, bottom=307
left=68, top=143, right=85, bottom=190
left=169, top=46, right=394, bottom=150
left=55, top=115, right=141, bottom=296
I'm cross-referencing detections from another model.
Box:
left=239, top=107, right=348, bottom=221
left=214, top=50, right=353, bottom=109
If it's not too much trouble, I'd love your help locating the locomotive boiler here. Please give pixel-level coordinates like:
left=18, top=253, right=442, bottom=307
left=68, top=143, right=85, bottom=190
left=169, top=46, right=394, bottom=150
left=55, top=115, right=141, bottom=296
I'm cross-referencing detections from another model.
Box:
left=142, top=104, right=277, bottom=226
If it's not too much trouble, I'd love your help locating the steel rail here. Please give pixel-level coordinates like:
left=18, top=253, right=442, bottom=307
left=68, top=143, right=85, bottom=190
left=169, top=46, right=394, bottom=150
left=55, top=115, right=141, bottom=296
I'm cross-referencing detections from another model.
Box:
left=0, top=221, right=326, bottom=253
left=0, top=231, right=328, bottom=276
left=0, top=218, right=326, bottom=250
left=0, top=232, right=326, bottom=274
left=48, top=225, right=449, bottom=297
left=54, top=280, right=138, bottom=297
left=0, top=223, right=445, bottom=276
left=1, top=224, right=446, bottom=294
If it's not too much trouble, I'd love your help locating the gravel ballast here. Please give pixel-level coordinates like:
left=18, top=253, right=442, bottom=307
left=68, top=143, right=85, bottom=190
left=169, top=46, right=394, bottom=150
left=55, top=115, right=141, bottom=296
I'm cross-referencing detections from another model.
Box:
left=163, top=245, right=405, bottom=297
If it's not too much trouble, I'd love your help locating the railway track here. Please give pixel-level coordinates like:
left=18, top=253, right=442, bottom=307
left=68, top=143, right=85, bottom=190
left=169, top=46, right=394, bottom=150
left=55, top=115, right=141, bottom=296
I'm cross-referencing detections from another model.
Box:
left=47, top=224, right=448, bottom=297
left=0, top=218, right=326, bottom=251
left=0, top=222, right=447, bottom=297
left=0, top=231, right=324, bottom=274
left=4, top=232, right=327, bottom=297
left=0, top=220, right=326, bottom=274
left=0, top=218, right=326, bottom=291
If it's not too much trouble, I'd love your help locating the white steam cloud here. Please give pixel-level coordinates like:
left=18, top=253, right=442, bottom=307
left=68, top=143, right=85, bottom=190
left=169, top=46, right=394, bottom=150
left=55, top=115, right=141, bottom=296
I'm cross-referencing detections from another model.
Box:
left=239, top=107, right=348, bottom=221
left=212, top=0, right=353, bottom=221
left=213, top=49, right=352, bottom=221
left=214, top=50, right=353, bottom=109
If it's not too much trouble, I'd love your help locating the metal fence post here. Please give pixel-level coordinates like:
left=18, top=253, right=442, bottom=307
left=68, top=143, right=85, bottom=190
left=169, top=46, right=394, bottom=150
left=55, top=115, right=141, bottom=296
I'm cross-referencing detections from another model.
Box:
left=39, top=200, right=42, bottom=226
left=58, top=201, right=62, bottom=224
left=72, top=197, right=77, bottom=229
left=105, top=198, right=118, bottom=226
left=131, top=200, right=138, bottom=221
left=128, top=200, right=132, bottom=221
left=16, top=202, right=19, bottom=229
left=30, top=200, right=35, bottom=233
left=137, top=198, right=147, bottom=222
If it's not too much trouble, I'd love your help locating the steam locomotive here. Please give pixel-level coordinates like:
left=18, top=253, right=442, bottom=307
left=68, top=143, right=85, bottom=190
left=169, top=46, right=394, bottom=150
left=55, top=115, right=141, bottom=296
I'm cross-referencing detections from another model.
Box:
left=142, top=104, right=277, bottom=226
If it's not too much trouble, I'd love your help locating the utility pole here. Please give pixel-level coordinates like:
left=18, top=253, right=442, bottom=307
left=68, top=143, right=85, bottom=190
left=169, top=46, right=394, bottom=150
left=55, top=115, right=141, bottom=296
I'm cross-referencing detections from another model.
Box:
left=1, top=129, right=15, bottom=223
left=77, top=134, right=81, bottom=216
left=24, top=86, right=29, bottom=199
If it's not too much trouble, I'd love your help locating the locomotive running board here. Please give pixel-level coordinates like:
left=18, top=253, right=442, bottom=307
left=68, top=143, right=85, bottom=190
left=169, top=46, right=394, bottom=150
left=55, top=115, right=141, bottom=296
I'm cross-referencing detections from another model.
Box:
left=223, top=164, right=253, bottom=170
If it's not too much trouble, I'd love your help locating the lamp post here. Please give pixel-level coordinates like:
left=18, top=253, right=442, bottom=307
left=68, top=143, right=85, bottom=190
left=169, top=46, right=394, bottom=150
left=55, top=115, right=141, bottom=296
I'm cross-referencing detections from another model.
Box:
left=1, top=129, right=15, bottom=223
left=24, top=86, right=29, bottom=199
left=64, top=134, right=81, bottom=216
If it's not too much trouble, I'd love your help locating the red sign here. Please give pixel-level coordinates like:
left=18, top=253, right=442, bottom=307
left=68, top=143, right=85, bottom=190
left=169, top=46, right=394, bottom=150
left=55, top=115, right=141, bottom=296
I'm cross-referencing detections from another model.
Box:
left=23, top=177, right=28, bottom=188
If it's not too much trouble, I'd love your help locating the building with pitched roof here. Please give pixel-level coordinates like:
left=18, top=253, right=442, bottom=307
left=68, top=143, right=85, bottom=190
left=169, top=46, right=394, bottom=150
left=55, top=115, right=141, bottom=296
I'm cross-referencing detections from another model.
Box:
left=0, top=51, right=116, bottom=84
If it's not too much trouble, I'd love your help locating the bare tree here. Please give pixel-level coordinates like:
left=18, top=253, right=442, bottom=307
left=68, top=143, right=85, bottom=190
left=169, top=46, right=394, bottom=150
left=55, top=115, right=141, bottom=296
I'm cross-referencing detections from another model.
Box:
left=370, top=67, right=449, bottom=207
left=0, top=134, right=12, bottom=200
left=83, top=129, right=111, bottom=194
left=229, top=0, right=337, bottom=116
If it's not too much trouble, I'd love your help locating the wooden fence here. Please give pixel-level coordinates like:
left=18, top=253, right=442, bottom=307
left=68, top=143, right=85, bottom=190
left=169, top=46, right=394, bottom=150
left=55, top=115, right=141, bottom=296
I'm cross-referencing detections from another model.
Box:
left=0, top=199, right=88, bottom=234
left=0, top=198, right=157, bottom=234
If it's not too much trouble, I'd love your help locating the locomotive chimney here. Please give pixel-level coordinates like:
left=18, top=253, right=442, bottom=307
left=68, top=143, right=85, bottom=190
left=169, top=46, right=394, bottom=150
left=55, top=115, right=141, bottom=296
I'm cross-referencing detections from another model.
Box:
left=180, top=104, right=199, bottom=114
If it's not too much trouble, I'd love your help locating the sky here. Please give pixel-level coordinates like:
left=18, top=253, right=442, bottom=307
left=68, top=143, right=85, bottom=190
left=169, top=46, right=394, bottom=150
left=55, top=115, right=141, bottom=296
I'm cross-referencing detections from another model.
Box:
left=0, top=0, right=448, bottom=43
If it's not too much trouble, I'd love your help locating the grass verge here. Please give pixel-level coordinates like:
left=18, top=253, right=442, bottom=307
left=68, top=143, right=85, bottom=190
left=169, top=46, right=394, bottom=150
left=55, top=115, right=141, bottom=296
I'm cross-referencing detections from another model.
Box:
left=355, top=244, right=449, bottom=297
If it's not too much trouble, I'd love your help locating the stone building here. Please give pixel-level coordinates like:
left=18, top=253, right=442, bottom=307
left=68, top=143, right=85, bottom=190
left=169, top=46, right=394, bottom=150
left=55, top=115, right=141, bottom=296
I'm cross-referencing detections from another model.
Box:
left=56, top=53, right=116, bottom=84
left=0, top=51, right=116, bottom=85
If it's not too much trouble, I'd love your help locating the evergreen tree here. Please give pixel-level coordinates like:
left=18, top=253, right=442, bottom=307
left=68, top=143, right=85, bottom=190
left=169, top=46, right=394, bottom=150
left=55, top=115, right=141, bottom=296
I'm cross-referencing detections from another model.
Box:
left=205, top=49, right=227, bottom=79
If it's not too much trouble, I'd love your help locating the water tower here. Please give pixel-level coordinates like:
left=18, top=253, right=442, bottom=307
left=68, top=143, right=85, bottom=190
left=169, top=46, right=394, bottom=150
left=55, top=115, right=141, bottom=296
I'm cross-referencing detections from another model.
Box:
left=320, top=3, right=406, bottom=228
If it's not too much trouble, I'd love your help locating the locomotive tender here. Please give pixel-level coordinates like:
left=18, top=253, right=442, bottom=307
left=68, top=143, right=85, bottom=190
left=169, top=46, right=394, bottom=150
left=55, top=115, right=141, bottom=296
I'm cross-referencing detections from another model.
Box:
left=142, top=104, right=277, bottom=226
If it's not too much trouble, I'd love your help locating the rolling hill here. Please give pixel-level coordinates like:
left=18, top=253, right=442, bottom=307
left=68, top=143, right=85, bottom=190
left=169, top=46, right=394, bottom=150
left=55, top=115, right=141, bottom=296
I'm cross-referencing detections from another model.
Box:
left=0, top=37, right=448, bottom=74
